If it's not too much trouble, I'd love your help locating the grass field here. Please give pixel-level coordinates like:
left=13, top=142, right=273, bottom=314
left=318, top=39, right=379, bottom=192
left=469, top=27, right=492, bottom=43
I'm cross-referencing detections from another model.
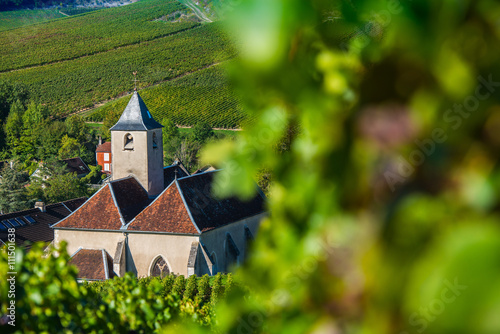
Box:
left=0, top=8, right=65, bottom=32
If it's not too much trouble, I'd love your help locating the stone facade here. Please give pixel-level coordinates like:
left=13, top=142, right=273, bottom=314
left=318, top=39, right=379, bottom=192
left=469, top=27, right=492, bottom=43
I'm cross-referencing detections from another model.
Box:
left=111, top=129, right=164, bottom=196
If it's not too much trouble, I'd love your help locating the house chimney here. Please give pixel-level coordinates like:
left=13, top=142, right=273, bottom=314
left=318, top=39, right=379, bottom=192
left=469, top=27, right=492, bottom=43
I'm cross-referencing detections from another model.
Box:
left=98, top=136, right=103, bottom=146
left=35, top=201, right=46, bottom=212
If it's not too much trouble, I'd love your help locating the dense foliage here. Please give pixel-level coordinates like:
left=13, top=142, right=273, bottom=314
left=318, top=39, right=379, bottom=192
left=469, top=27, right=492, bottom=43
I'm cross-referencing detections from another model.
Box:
left=0, top=242, right=234, bottom=333
left=88, top=65, right=245, bottom=128
left=191, top=0, right=500, bottom=333
left=0, top=80, right=101, bottom=212
left=0, top=82, right=98, bottom=162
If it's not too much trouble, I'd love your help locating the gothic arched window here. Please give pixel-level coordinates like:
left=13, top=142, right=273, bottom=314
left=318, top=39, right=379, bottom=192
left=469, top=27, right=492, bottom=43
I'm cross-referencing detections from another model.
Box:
left=124, top=133, right=134, bottom=150
left=225, top=233, right=240, bottom=272
left=150, top=256, right=170, bottom=278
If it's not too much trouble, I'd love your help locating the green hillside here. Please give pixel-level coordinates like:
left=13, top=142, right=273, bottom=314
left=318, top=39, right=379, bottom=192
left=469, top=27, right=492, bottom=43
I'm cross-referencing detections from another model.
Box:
left=1, top=23, right=234, bottom=115
left=0, top=0, right=198, bottom=72
left=86, top=64, right=246, bottom=128
left=0, top=8, right=65, bottom=32
left=0, top=0, right=242, bottom=127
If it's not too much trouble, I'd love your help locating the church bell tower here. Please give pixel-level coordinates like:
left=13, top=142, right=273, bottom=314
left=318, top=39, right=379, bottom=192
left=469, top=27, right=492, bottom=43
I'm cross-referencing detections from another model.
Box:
left=110, top=91, right=164, bottom=196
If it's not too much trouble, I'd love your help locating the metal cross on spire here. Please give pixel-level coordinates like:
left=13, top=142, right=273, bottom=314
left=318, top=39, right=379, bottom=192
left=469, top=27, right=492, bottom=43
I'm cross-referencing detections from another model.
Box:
left=132, top=71, right=139, bottom=91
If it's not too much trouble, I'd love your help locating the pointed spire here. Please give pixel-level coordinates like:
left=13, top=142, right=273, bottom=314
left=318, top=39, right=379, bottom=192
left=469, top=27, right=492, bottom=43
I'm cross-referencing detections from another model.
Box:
left=109, top=91, right=163, bottom=131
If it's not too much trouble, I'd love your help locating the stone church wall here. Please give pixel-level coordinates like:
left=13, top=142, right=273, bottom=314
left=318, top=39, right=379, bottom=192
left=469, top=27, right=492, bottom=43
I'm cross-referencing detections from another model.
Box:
left=199, top=212, right=266, bottom=273
left=126, top=232, right=199, bottom=277
left=55, top=229, right=124, bottom=259
left=55, top=229, right=200, bottom=277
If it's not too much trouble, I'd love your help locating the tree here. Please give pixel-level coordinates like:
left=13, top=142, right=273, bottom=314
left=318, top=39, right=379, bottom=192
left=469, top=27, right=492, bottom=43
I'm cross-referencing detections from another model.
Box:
left=36, top=120, right=66, bottom=160
left=173, top=138, right=200, bottom=172
left=81, top=165, right=103, bottom=185
left=65, top=116, right=91, bottom=143
left=26, top=159, right=90, bottom=204
left=4, top=99, right=25, bottom=156
left=162, top=118, right=179, bottom=142
left=0, top=80, right=29, bottom=122
left=0, top=161, right=30, bottom=214
left=58, top=135, right=80, bottom=160
left=101, top=108, right=122, bottom=141
left=22, top=101, right=49, bottom=128
left=192, top=122, right=213, bottom=142
left=16, top=102, right=50, bottom=159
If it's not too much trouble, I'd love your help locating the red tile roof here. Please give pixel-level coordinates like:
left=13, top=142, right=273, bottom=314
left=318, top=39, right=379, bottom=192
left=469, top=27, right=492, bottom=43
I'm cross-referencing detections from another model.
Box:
left=96, top=142, right=111, bottom=153
left=69, top=249, right=115, bottom=280
left=54, top=185, right=122, bottom=230
left=126, top=171, right=266, bottom=234
left=53, top=172, right=265, bottom=234
left=53, top=177, right=150, bottom=230
left=127, top=183, right=199, bottom=234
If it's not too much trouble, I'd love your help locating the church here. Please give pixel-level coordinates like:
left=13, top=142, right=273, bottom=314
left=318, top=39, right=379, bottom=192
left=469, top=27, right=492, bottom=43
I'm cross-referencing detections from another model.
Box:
left=52, top=91, right=266, bottom=280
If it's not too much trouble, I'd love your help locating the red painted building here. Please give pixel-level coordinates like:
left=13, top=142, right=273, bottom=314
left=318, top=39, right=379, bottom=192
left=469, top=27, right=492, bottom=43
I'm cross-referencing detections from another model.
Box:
left=96, top=141, right=112, bottom=174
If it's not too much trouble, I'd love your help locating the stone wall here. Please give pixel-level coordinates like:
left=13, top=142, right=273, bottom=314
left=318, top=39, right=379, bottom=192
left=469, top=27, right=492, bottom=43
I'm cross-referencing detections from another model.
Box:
left=199, top=212, right=266, bottom=273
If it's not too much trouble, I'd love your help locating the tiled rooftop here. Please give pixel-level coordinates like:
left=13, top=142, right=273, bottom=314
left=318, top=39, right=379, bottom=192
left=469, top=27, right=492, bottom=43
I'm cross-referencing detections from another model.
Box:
left=177, top=171, right=266, bottom=232
left=96, top=141, right=111, bottom=153
left=62, top=157, right=90, bottom=175
left=0, top=198, right=87, bottom=250
left=53, top=177, right=150, bottom=230
left=127, top=171, right=266, bottom=234
left=69, top=248, right=115, bottom=280
left=127, top=183, right=199, bottom=234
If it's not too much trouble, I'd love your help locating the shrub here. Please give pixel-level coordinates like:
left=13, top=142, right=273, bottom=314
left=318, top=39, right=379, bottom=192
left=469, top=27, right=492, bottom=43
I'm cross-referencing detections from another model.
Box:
left=183, top=274, right=198, bottom=301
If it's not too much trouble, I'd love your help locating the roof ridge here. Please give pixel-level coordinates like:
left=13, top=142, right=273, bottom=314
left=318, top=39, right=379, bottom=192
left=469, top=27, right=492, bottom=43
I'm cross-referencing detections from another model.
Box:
left=176, top=168, right=220, bottom=182
left=109, top=182, right=126, bottom=226
left=136, top=92, right=148, bottom=131
left=0, top=208, right=40, bottom=218
left=70, top=246, right=83, bottom=257
left=175, top=179, right=201, bottom=234
left=108, top=175, right=135, bottom=184
left=102, top=249, right=109, bottom=279
left=60, top=202, right=72, bottom=213
left=122, top=179, right=177, bottom=230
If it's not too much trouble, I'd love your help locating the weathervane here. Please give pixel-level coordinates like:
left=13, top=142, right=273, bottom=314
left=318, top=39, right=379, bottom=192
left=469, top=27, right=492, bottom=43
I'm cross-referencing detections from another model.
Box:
left=133, top=71, right=138, bottom=91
